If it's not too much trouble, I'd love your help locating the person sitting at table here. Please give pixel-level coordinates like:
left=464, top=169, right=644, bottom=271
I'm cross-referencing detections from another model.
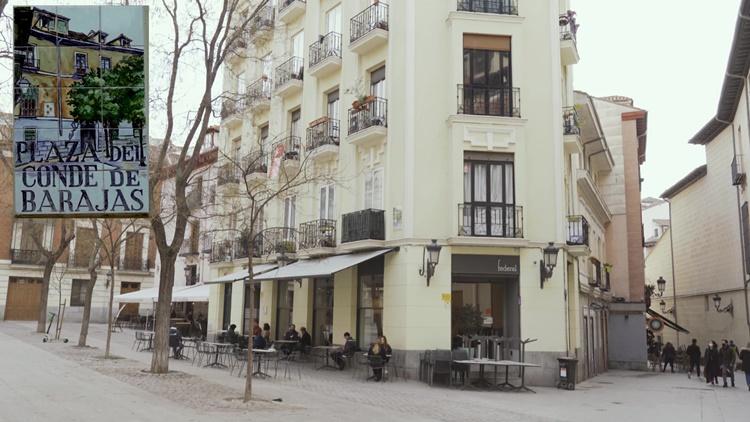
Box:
left=299, top=327, right=312, bottom=354
left=262, top=323, right=271, bottom=343
left=252, top=334, right=267, bottom=350
left=368, top=339, right=387, bottom=381
left=331, top=332, right=358, bottom=370
left=284, top=324, right=300, bottom=341
left=169, top=326, right=184, bottom=359
left=227, top=324, right=239, bottom=344
left=252, top=319, right=262, bottom=337
left=379, top=336, right=393, bottom=362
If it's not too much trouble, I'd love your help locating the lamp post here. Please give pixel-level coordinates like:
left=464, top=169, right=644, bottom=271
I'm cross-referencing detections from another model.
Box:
left=184, top=266, right=191, bottom=285
left=712, top=293, right=734, bottom=316
left=419, top=239, right=442, bottom=286
left=540, top=242, right=560, bottom=289
left=656, top=276, right=666, bottom=297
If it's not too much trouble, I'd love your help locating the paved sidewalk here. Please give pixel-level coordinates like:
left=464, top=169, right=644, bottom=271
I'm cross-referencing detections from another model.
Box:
left=1, top=321, right=748, bottom=422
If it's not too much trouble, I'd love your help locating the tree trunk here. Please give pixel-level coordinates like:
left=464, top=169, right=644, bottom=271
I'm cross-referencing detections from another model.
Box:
left=78, top=274, right=96, bottom=347
left=243, top=242, right=255, bottom=402
left=105, top=268, right=117, bottom=358
left=150, top=254, right=176, bottom=373
left=36, top=262, right=55, bottom=333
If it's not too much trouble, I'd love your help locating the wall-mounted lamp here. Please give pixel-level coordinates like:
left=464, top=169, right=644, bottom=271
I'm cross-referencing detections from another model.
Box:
left=658, top=299, right=673, bottom=314
left=656, top=276, right=666, bottom=297
left=712, top=294, right=733, bottom=316
left=540, top=242, right=560, bottom=289
left=419, top=239, right=442, bottom=286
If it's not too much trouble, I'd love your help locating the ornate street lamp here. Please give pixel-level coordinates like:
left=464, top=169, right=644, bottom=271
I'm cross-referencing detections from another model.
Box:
left=712, top=294, right=734, bottom=316
left=656, top=276, right=666, bottom=297
left=419, top=239, right=442, bottom=286
left=540, top=242, right=560, bottom=289
left=184, top=266, right=192, bottom=285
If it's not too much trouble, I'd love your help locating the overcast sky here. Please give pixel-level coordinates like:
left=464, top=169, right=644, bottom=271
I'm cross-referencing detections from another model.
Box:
left=573, top=0, right=741, bottom=198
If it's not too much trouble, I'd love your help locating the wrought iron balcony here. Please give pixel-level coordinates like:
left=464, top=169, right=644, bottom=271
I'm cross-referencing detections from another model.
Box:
left=341, top=209, right=385, bottom=243
left=247, top=77, right=272, bottom=107
left=559, top=11, right=578, bottom=42
left=309, top=32, right=342, bottom=68
left=259, top=227, right=298, bottom=255
left=567, top=215, right=590, bottom=246
left=242, top=151, right=268, bottom=175
left=217, top=163, right=240, bottom=186
left=458, top=203, right=523, bottom=238
left=119, top=255, right=148, bottom=271
left=457, top=0, right=518, bottom=15
left=563, top=106, right=580, bottom=136
left=457, top=85, right=520, bottom=118
left=307, top=118, right=340, bottom=151
left=299, top=219, right=337, bottom=249
left=732, top=155, right=746, bottom=186
left=249, top=2, right=275, bottom=37
left=210, top=240, right=234, bottom=263
left=275, top=56, right=304, bottom=89
left=350, top=2, right=389, bottom=44
left=220, top=98, right=246, bottom=119
left=348, top=97, right=387, bottom=135
left=232, top=234, right=265, bottom=260
left=278, top=136, right=302, bottom=161
left=10, top=249, right=44, bottom=265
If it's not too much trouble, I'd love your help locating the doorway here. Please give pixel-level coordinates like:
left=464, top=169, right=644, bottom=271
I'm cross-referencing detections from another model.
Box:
left=5, top=277, right=42, bottom=320
left=451, top=278, right=519, bottom=341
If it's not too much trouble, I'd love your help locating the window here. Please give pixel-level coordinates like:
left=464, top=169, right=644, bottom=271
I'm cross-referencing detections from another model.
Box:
left=186, top=265, right=197, bottom=286
left=74, top=52, right=88, bottom=74
left=261, top=54, right=273, bottom=78
left=462, top=153, right=516, bottom=237
left=100, top=57, right=111, bottom=71
left=327, top=89, right=339, bottom=120
left=243, top=283, right=261, bottom=335
left=276, top=280, right=295, bottom=339
left=364, top=168, right=384, bottom=210
left=326, top=4, right=342, bottom=34
left=370, top=66, right=386, bottom=98
left=313, top=278, right=334, bottom=346
left=284, top=196, right=296, bottom=228
left=70, top=279, right=87, bottom=307
left=20, top=220, right=44, bottom=250
left=291, top=31, right=305, bottom=58
left=290, top=109, right=302, bottom=138
left=237, top=72, right=246, bottom=97
left=123, top=232, right=144, bottom=270
left=24, top=128, right=37, bottom=142
left=232, top=137, right=241, bottom=162
left=320, top=185, right=335, bottom=219
left=357, top=256, right=384, bottom=348
left=74, top=227, right=98, bottom=267
left=222, top=283, right=232, bottom=330
left=462, top=35, right=513, bottom=116
left=189, top=221, right=200, bottom=254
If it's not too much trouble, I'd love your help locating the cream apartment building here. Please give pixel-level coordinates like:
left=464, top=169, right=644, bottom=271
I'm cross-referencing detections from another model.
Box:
left=205, top=0, right=648, bottom=385
left=648, top=0, right=750, bottom=347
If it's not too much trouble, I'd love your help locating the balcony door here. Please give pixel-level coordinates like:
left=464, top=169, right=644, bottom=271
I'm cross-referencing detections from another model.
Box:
left=364, top=168, right=383, bottom=210
left=463, top=153, right=515, bottom=237
left=326, top=4, right=342, bottom=35
left=462, top=35, right=512, bottom=116
left=291, top=31, right=304, bottom=59
left=370, top=66, right=386, bottom=98
left=124, top=232, right=144, bottom=270
left=320, top=185, right=335, bottom=220
left=19, top=220, right=44, bottom=251
left=284, top=196, right=296, bottom=230
left=327, top=89, right=339, bottom=121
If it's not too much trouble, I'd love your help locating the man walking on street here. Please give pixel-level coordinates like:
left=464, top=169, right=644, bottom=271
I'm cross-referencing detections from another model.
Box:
left=662, top=342, right=676, bottom=373
left=687, top=339, right=701, bottom=377
left=720, top=340, right=736, bottom=388
left=740, top=342, right=750, bottom=391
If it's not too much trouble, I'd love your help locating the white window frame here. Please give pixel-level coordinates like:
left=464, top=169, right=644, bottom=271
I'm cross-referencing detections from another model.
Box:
left=326, top=4, right=342, bottom=34
left=320, top=184, right=335, bottom=220
left=284, top=196, right=296, bottom=228
left=364, top=168, right=383, bottom=210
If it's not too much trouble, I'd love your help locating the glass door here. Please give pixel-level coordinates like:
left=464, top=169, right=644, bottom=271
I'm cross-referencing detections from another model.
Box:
left=313, top=278, right=334, bottom=345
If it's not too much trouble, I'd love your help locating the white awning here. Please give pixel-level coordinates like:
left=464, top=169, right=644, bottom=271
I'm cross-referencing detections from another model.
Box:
left=114, top=287, right=159, bottom=303
left=206, top=264, right=278, bottom=284
left=254, top=249, right=392, bottom=281
left=172, top=284, right=210, bottom=302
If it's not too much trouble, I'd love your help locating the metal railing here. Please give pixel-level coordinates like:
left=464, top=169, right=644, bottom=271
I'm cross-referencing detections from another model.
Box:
left=458, top=203, right=523, bottom=238
left=457, top=0, right=518, bottom=15
left=210, top=240, right=234, bottom=263
left=119, top=255, right=147, bottom=271
left=567, top=215, right=590, bottom=246
left=247, top=77, right=272, bottom=106
left=232, top=235, right=264, bottom=260
left=260, top=227, right=298, bottom=255
left=249, top=2, right=275, bottom=35
left=217, top=163, right=240, bottom=186
left=16, top=50, right=40, bottom=69
left=307, top=118, right=340, bottom=151
left=559, top=12, right=578, bottom=42
left=457, top=85, right=520, bottom=118
left=341, top=209, right=385, bottom=243
left=348, top=97, right=387, bottom=135
left=732, top=155, right=746, bottom=186
left=299, top=219, right=337, bottom=249
left=279, top=0, right=305, bottom=13
left=242, top=151, right=268, bottom=175
left=309, top=32, right=342, bottom=68
left=10, top=249, right=44, bottom=265
left=221, top=98, right=246, bottom=119
left=563, top=106, right=580, bottom=135
left=275, top=56, right=304, bottom=89
left=277, top=136, right=302, bottom=161
left=350, top=2, right=389, bottom=44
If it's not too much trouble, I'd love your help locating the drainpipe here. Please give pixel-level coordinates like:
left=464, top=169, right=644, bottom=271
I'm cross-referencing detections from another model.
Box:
left=740, top=74, right=750, bottom=336
left=665, top=199, right=680, bottom=346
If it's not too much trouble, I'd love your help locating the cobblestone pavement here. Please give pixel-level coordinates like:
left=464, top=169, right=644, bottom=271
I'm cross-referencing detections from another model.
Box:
left=1, top=321, right=747, bottom=422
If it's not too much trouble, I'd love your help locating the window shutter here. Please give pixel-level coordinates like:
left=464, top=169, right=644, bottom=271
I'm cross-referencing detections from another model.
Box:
left=373, top=169, right=384, bottom=210
left=364, top=172, right=374, bottom=209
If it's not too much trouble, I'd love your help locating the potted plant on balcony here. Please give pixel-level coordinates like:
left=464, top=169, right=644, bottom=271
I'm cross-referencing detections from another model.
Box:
left=345, top=78, right=375, bottom=111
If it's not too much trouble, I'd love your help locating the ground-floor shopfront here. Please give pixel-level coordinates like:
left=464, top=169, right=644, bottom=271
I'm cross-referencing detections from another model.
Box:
left=208, top=244, right=603, bottom=386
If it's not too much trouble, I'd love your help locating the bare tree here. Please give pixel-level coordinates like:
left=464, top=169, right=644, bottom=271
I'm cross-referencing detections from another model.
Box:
left=34, top=221, right=75, bottom=333
left=148, top=0, right=264, bottom=374
left=77, top=219, right=103, bottom=348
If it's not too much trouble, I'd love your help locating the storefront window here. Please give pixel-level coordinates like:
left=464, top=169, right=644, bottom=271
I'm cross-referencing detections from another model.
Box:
left=276, top=280, right=294, bottom=339
left=313, top=278, right=334, bottom=345
left=357, top=256, right=384, bottom=348
left=243, top=282, right=260, bottom=336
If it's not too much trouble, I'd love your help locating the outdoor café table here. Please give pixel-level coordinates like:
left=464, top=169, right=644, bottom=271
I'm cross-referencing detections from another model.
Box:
left=452, top=359, right=541, bottom=392
left=202, top=342, right=234, bottom=368
left=273, top=339, right=299, bottom=358
left=251, top=348, right=275, bottom=378
left=313, top=345, right=341, bottom=370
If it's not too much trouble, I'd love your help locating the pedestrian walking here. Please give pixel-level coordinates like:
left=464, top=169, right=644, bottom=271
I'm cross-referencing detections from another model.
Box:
left=740, top=342, right=750, bottom=391
left=686, top=339, right=702, bottom=377
left=720, top=340, right=736, bottom=387
left=662, top=342, right=676, bottom=373
left=705, top=341, right=720, bottom=385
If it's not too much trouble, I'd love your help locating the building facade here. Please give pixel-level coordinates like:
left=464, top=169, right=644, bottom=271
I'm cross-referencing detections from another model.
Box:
left=205, top=0, right=647, bottom=385
left=651, top=0, right=750, bottom=348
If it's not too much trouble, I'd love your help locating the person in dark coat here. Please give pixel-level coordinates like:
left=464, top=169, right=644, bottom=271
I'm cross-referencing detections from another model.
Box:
left=168, top=326, right=184, bottom=359
left=331, top=332, right=358, bottom=370
left=720, top=340, right=737, bottom=388
left=662, top=342, right=676, bottom=373
left=252, top=334, right=267, bottom=350
left=686, top=339, right=702, bottom=377
left=739, top=342, right=750, bottom=391
left=367, top=339, right=387, bottom=381
left=705, top=341, right=720, bottom=385
left=299, top=327, right=312, bottom=354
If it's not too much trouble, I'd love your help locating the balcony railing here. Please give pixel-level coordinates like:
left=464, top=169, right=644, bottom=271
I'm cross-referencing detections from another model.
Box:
left=260, top=227, right=298, bottom=255
left=348, top=97, right=387, bottom=135
left=119, top=255, right=147, bottom=271
left=217, top=163, right=240, bottom=186
left=275, top=56, right=304, bottom=89
left=732, top=155, right=746, bottom=186
left=457, top=0, right=518, bottom=15
left=567, top=215, right=590, bottom=246
left=247, top=77, right=272, bottom=105
left=74, top=65, right=88, bottom=76
left=221, top=98, right=246, bottom=119
left=249, top=2, right=275, bottom=35
left=16, top=52, right=40, bottom=69
left=279, top=136, right=302, bottom=161
left=458, top=203, right=523, bottom=238
left=232, top=235, right=265, bottom=260
left=350, top=2, right=389, bottom=44
left=16, top=85, right=38, bottom=118
left=559, top=11, right=578, bottom=42
left=458, top=85, right=520, bottom=118
left=299, top=219, right=337, bottom=249
left=307, top=118, right=340, bottom=151
left=563, top=106, right=580, bottom=136
left=242, top=151, right=268, bottom=175
left=210, top=240, right=234, bottom=263
left=341, top=209, right=385, bottom=243
left=10, top=249, right=44, bottom=265
left=309, top=32, right=342, bottom=68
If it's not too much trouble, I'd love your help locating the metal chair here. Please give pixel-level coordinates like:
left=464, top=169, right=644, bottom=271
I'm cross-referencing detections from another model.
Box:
left=428, top=349, right=452, bottom=386
left=231, top=348, right=248, bottom=377
left=451, top=348, right=471, bottom=387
